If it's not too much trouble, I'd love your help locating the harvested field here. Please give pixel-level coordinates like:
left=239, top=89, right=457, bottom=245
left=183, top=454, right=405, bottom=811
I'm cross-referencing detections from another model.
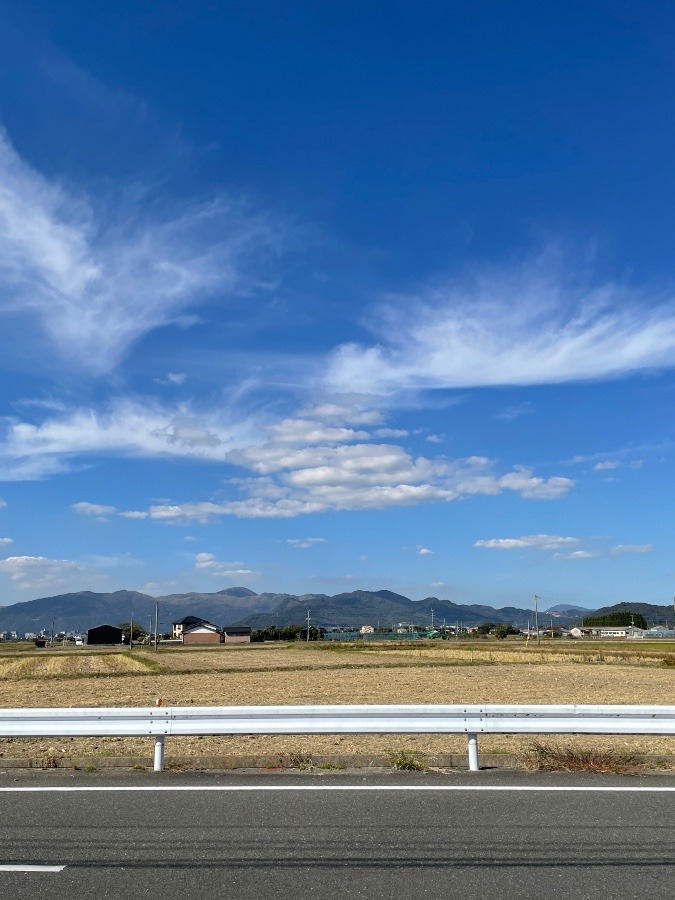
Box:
left=0, top=653, right=153, bottom=678
left=1, top=642, right=675, bottom=762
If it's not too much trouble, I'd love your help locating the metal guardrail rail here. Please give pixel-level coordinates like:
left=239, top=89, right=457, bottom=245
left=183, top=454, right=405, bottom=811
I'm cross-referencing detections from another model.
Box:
left=1, top=704, right=673, bottom=771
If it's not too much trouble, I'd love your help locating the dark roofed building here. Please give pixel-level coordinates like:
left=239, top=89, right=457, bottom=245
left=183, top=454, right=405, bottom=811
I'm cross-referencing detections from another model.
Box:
left=87, top=624, right=123, bottom=645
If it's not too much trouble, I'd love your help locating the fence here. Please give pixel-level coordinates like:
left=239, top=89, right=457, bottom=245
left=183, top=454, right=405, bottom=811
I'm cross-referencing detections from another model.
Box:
left=1, top=704, right=674, bottom=772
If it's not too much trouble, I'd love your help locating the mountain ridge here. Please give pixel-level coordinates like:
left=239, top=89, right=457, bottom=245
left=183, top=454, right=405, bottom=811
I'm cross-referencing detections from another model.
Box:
left=0, top=586, right=599, bottom=634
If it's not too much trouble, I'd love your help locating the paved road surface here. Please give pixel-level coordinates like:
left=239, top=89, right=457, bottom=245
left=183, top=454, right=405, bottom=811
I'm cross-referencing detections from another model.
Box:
left=1, top=769, right=674, bottom=899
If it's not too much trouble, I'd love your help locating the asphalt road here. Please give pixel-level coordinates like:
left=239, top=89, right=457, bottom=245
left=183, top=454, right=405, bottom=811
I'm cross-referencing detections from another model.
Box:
left=1, top=769, right=675, bottom=899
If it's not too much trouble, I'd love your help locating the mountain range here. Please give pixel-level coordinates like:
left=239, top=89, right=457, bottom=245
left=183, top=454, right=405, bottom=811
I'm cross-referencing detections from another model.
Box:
left=0, top=586, right=604, bottom=635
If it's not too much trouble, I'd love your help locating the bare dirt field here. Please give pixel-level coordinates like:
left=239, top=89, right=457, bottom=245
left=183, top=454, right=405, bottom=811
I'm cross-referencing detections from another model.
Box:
left=1, top=641, right=674, bottom=762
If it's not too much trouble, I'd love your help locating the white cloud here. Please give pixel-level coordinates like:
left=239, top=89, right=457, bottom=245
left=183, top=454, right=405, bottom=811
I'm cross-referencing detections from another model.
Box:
left=143, top=449, right=573, bottom=521
left=426, top=434, right=444, bottom=444
left=0, top=128, right=279, bottom=374
left=374, top=428, right=409, bottom=438
left=194, top=552, right=257, bottom=578
left=417, top=547, right=433, bottom=555
left=610, top=544, right=653, bottom=555
left=3, top=395, right=574, bottom=518
left=301, top=404, right=383, bottom=425
left=287, top=538, right=327, bottom=550
left=155, top=373, right=188, bottom=386
left=118, top=510, right=149, bottom=519
left=475, top=534, right=580, bottom=550
left=0, top=396, right=262, bottom=479
left=0, top=555, right=85, bottom=590
left=325, top=253, right=675, bottom=395
left=593, top=460, right=621, bottom=471
left=496, top=401, right=534, bottom=422
left=0, top=537, right=13, bottom=544
left=0, top=497, right=6, bottom=508
left=553, top=550, right=599, bottom=560
left=430, top=581, right=445, bottom=588
left=71, top=501, right=117, bottom=517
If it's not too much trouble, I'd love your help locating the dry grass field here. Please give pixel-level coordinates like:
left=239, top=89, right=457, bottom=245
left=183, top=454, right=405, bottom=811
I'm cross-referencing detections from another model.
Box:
left=0, top=640, right=674, bottom=763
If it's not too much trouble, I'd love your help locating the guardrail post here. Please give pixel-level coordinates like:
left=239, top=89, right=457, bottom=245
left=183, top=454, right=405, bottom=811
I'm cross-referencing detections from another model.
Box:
left=467, top=733, right=479, bottom=771
left=153, top=736, right=165, bottom=772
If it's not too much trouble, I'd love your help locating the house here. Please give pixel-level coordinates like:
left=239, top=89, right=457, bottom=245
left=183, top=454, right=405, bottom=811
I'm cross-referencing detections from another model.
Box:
left=222, top=625, right=252, bottom=644
left=181, top=622, right=221, bottom=644
left=360, top=624, right=375, bottom=634
left=87, top=624, right=123, bottom=645
left=172, top=616, right=208, bottom=640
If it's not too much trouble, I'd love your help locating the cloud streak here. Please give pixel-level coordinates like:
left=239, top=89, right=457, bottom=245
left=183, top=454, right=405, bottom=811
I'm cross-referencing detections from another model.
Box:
left=325, top=254, right=675, bottom=395
left=475, top=534, right=580, bottom=550
left=0, top=129, right=279, bottom=374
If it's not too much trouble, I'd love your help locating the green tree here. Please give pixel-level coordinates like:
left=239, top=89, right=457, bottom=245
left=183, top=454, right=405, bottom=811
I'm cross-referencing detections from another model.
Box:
left=118, top=622, right=147, bottom=642
left=582, top=613, right=647, bottom=629
left=494, top=624, right=519, bottom=640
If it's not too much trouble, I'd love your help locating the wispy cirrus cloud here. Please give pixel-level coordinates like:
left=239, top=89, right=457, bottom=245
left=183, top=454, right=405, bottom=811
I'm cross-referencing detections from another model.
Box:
left=553, top=550, right=599, bottom=560
left=194, top=552, right=257, bottom=578
left=0, top=554, right=86, bottom=590
left=287, top=538, right=327, bottom=549
left=475, top=534, right=580, bottom=550
left=71, top=501, right=148, bottom=521
left=325, top=252, right=675, bottom=395
left=610, top=544, right=653, bottom=555
left=0, top=128, right=280, bottom=374
left=1, top=396, right=262, bottom=480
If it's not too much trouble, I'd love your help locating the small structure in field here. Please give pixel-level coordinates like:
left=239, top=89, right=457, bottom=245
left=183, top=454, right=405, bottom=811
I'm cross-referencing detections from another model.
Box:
left=222, top=625, right=252, bottom=644
left=181, top=622, right=221, bottom=644
left=87, top=624, right=123, bottom=645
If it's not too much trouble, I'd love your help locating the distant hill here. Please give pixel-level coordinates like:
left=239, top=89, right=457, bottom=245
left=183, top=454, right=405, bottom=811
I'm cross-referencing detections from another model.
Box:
left=0, top=587, right=286, bottom=635
left=0, top=586, right=593, bottom=636
left=591, top=602, right=675, bottom=627
left=236, top=591, right=585, bottom=630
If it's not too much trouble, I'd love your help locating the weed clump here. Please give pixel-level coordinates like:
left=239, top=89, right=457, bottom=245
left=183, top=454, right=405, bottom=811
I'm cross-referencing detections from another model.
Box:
left=389, top=750, right=427, bottom=771
left=524, top=741, right=641, bottom=775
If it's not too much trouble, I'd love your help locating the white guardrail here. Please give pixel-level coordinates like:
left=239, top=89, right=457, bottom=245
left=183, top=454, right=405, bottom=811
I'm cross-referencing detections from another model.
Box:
left=1, top=704, right=674, bottom=772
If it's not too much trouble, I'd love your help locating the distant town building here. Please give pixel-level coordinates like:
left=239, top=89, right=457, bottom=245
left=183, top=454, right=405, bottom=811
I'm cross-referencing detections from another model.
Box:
left=360, top=624, right=375, bottom=634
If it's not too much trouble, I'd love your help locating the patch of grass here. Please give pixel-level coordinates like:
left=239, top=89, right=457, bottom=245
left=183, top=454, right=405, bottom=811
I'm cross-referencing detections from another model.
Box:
left=389, top=750, right=427, bottom=772
left=318, top=762, right=346, bottom=770
left=289, top=754, right=314, bottom=770
left=85, top=765, right=96, bottom=772
left=132, top=763, right=145, bottom=770
left=524, top=741, right=642, bottom=775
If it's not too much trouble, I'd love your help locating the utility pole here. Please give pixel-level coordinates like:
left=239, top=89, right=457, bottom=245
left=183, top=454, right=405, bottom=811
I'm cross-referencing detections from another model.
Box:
left=534, top=595, right=540, bottom=646
left=431, top=608, right=434, bottom=630
left=154, top=598, right=159, bottom=652
left=306, top=609, right=311, bottom=642
left=130, top=610, right=134, bottom=649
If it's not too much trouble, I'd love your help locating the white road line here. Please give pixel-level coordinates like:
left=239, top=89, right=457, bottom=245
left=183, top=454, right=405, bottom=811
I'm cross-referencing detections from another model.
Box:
left=0, top=865, right=66, bottom=872
left=0, top=784, right=674, bottom=793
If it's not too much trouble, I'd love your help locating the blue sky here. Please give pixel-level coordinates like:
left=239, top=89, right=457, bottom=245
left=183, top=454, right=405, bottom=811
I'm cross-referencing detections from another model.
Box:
left=0, top=1, right=674, bottom=609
